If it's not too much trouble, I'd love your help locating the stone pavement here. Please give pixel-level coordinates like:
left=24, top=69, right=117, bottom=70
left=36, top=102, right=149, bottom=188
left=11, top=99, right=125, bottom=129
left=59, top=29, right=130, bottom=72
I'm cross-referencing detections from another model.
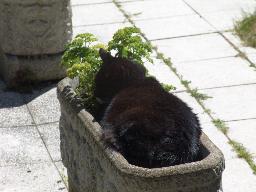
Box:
left=1, top=0, right=256, bottom=191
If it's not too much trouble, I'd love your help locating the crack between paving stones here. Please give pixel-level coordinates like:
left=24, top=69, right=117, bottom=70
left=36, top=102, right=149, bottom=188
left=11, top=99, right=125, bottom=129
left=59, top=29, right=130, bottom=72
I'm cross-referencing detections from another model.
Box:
left=112, top=0, right=256, bottom=174
left=130, top=13, right=198, bottom=22
left=224, top=117, right=256, bottom=123
left=174, top=55, right=241, bottom=64
left=195, top=82, right=256, bottom=91
left=0, top=120, right=60, bottom=129
left=220, top=33, right=256, bottom=70
left=0, top=161, right=57, bottom=168
left=22, top=98, right=68, bottom=189
left=150, top=31, right=219, bottom=41
left=73, top=20, right=129, bottom=28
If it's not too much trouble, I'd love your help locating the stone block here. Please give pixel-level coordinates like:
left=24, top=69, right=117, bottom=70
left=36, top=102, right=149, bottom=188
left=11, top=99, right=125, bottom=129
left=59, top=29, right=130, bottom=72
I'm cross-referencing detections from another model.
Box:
left=0, top=0, right=72, bottom=55
left=0, top=92, right=33, bottom=127
left=134, top=14, right=214, bottom=40
left=57, top=77, right=225, bottom=192
left=202, top=84, right=256, bottom=121
left=120, top=0, right=194, bottom=21
left=72, top=3, right=125, bottom=27
left=24, top=87, right=61, bottom=124
left=1, top=54, right=66, bottom=87
left=0, top=0, right=71, bottom=85
left=222, top=158, right=256, bottom=192
left=0, top=162, right=67, bottom=192
left=38, top=122, right=62, bottom=162
left=174, top=57, right=256, bottom=89
left=0, top=126, right=50, bottom=166
left=153, top=33, right=237, bottom=64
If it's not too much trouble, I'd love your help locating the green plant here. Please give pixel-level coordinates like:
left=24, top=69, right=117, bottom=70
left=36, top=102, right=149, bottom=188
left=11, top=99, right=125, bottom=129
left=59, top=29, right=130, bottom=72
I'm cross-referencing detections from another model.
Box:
left=212, top=119, right=229, bottom=135
left=234, top=11, right=256, bottom=48
left=190, top=88, right=212, bottom=101
left=62, top=27, right=175, bottom=112
left=108, top=27, right=153, bottom=65
left=161, top=83, right=176, bottom=92
left=62, top=33, right=105, bottom=112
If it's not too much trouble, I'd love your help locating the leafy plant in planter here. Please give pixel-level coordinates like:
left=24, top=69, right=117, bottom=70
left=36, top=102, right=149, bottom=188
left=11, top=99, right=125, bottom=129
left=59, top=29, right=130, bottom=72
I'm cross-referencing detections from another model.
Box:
left=108, top=27, right=153, bottom=65
left=62, top=33, right=106, bottom=113
left=62, top=27, right=174, bottom=113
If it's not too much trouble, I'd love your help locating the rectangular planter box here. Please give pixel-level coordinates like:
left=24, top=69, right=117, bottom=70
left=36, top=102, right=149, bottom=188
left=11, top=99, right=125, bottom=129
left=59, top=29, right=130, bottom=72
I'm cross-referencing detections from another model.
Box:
left=57, top=77, right=225, bottom=192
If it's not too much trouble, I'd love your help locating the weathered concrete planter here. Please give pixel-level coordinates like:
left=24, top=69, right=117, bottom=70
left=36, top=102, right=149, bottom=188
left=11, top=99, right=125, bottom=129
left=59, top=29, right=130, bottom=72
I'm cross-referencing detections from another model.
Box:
left=0, top=0, right=72, bottom=86
left=57, top=78, right=225, bottom=192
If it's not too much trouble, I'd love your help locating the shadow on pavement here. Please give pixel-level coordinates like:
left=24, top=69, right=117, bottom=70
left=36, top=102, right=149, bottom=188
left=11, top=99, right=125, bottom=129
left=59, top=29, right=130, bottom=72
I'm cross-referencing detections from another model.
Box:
left=0, top=78, right=62, bottom=108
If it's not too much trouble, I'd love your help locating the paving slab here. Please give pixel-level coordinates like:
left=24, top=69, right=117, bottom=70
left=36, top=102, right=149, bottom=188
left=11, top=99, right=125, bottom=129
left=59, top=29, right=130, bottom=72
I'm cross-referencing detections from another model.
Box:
left=201, top=9, right=248, bottom=31
left=247, top=53, right=256, bottom=65
left=73, top=22, right=132, bottom=43
left=153, top=33, right=238, bottom=63
left=0, top=162, right=67, bottom=192
left=134, top=14, right=215, bottom=40
left=202, top=122, right=237, bottom=161
left=144, top=59, right=186, bottom=92
left=0, top=92, right=33, bottom=128
left=228, top=119, right=256, bottom=156
left=38, top=122, right=61, bottom=162
left=222, top=158, right=256, bottom=192
left=72, top=3, right=125, bottom=27
left=24, top=87, right=61, bottom=124
left=120, top=0, right=194, bottom=21
left=0, top=126, right=50, bottom=166
left=174, top=57, right=256, bottom=89
left=184, top=0, right=255, bottom=13
left=222, top=32, right=256, bottom=56
left=71, top=0, right=111, bottom=5
left=202, top=84, right=256, bottom=121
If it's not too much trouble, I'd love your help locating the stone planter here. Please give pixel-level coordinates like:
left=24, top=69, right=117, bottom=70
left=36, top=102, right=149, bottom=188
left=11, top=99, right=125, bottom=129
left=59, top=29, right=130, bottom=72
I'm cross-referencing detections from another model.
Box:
left=0, top=0, right=72, bottom=86
left=57, top=77, right=225, bottom=192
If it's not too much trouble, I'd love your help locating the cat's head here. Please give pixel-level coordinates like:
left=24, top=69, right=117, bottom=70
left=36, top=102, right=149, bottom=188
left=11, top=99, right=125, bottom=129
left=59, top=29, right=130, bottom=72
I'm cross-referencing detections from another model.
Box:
left=94, top=48, right=147, bottom=103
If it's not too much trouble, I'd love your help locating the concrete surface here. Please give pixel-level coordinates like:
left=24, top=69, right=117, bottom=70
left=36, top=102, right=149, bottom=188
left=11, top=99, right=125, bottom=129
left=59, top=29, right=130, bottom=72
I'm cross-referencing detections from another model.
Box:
left=1, top=0, right=256, bottom=191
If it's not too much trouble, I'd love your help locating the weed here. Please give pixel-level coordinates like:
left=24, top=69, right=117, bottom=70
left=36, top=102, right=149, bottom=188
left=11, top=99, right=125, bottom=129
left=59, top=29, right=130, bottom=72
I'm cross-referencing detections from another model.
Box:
left=190, top=88, right=212, bottom=101
left=212, top=119, right=229, bottom=135
left=234, top=11, right=256, bottom=48
left=229, top=140, right=256, bottom=174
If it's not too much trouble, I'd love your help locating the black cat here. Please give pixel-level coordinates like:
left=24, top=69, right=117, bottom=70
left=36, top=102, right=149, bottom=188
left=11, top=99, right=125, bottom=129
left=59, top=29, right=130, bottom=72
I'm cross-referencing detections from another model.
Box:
left=94, top=49, right=202, bottom=168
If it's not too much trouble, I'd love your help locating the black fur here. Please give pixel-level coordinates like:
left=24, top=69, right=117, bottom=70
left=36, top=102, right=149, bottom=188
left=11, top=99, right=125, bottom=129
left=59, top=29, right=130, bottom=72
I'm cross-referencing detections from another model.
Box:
left=94, top=49, right=202, bottom=168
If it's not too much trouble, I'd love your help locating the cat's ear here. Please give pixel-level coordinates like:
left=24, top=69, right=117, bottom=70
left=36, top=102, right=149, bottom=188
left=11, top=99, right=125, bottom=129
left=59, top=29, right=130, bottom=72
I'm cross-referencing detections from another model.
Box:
left=99, top=48, right=113, bottom=63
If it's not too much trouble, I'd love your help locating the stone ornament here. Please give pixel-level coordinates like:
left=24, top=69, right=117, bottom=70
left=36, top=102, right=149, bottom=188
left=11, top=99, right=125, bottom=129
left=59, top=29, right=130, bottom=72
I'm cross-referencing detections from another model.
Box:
left=57, top=78, right=225, bottom=192
left=0, top=0, right=71, bottom=86
left=1, top=0, right=72, bottom=55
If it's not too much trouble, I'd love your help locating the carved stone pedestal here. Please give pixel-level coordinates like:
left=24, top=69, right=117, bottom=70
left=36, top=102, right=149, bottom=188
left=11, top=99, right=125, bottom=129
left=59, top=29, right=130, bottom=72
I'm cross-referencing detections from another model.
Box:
left=0, top=0, right=72, bottom=86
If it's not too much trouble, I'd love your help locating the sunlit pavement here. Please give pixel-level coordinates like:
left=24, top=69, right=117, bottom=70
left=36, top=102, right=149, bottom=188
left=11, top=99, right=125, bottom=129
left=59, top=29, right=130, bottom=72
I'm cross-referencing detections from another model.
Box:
left=1, top=0, right=256, bottom=191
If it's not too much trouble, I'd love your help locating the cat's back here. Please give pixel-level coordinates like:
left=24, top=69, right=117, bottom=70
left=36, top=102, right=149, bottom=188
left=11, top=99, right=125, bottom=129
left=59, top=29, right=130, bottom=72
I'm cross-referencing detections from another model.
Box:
left=103, top=77, right=196, bottom=125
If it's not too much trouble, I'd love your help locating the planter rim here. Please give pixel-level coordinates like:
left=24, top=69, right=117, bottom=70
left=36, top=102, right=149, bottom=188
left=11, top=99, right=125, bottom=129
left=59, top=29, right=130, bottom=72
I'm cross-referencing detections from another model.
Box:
left=57, top=77, right=225, bottom=178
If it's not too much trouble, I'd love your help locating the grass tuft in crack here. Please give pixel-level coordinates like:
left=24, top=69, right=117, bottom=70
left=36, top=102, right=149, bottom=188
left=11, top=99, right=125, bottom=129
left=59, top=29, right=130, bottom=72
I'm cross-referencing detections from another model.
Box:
left=234, top=11, right=256, bottom=48
left=190, top=88, right=212, bottom=101
left=229, top=140, right=256, bottom=174
left=212, top=119, right=229, bottom=135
